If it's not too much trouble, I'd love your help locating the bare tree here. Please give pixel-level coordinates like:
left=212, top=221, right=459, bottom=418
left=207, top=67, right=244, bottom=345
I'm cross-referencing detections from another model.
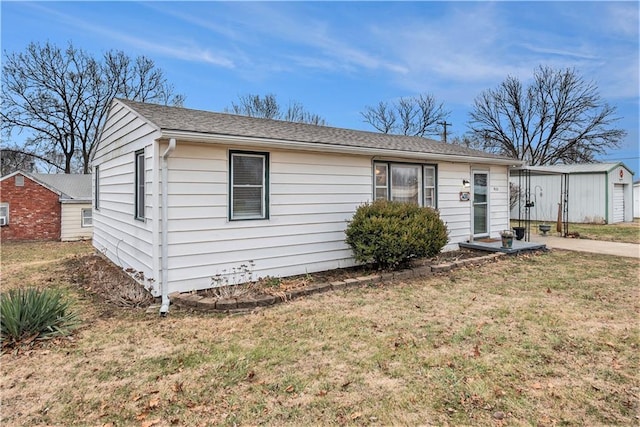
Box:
left=449, top=132, right=494, bottom=151
left=1, top=148, right=42, bottom=176
left=1, top=41, right=184, bottom=174
left=361, top=94, right=449, bottom=138
left=225, top=93, right=327, bottom=125
left=468, top=66, right=626, bottom=165
left=509, top=182, right=521, bottom=211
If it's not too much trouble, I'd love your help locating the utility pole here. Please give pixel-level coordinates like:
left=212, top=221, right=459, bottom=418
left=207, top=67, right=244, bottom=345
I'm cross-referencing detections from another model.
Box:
left=437, top=121, right=452, bottom=143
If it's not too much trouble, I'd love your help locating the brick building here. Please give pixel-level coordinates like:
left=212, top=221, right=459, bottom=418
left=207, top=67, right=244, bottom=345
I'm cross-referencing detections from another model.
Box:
left=1, top=171, right=93, bottom=242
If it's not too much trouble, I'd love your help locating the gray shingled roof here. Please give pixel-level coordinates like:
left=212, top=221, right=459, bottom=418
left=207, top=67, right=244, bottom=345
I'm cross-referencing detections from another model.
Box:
left=118, top=99, right=514, bottom=162
left=31, top=173, right=92, bottom=201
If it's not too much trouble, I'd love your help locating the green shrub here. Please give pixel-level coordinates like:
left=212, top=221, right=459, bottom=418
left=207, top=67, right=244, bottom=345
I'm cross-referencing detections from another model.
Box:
left=0, top=287, right=79, bottom=347
left=345, top=200, right=448, bottom=270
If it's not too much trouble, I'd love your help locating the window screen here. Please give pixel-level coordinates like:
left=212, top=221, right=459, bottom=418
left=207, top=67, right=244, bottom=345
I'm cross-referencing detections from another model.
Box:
left=81, top=208, right=92, bottom=227
left=230, top=152, right=268, bottom=220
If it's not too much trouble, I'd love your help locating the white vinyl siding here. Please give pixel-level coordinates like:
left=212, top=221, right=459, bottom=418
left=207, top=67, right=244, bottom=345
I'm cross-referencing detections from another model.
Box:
left=61, top=203, right=93, bottom=241
left=162, top=144, right=370, bottom=294
left=437, top=164, right=473, bottom=244
left=92, top=101, right=157, bottom=288
left=161, top=150, right=510, bottom=293
left=488, top=165, right=510, bottom=235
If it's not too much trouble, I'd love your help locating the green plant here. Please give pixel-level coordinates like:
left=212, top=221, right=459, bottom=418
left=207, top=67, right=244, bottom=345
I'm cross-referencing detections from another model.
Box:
left=261, top=276, right=282, bottom=288
left=345, top=200, right=448, bottom=269
left=0, top=287, right=79, bottom=347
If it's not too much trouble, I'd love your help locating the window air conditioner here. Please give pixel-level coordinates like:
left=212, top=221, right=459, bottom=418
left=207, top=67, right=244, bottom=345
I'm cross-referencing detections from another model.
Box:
left=0, top=217, right=6, bottom=226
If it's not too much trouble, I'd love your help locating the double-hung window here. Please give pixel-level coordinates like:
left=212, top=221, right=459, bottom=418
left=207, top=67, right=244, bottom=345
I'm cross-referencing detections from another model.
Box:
left=135, top=150, right=145, bottom=220
left=374, top=162, right=437, bottom=208
left=81, top=208, right=92, bottom=227
left=230, top=151, right=269, bottom=220
left=423, top=166, right=436, bottom=208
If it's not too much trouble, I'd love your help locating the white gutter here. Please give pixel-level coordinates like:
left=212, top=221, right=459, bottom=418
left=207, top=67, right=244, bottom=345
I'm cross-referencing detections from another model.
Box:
left=160, top=130, right=523, bottom=167
left=159, top=137, right=176, bottom=316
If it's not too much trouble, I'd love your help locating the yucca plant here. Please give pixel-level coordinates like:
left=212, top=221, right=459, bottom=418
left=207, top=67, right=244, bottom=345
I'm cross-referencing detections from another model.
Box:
left=0, top=287, right=79, bottom=347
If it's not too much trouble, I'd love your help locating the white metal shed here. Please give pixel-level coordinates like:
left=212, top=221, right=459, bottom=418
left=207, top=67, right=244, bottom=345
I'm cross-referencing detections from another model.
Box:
left=634, top=181, right=640, bottom=218
left=510, top=163, right=635, bottom=224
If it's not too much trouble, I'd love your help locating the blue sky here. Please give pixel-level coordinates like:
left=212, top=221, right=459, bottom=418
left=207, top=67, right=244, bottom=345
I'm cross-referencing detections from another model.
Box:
left=2, top=1, right=639, bottom=175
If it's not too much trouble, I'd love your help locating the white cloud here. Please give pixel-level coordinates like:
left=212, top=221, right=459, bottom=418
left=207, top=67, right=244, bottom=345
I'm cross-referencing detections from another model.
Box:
left=518, top=44, right=598, bottom=61
left=25, top=2, right=236, bottom=68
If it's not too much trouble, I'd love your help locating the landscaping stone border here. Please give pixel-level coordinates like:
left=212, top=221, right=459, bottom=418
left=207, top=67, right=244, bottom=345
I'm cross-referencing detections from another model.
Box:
left=169, top=252, right=506, bottom=314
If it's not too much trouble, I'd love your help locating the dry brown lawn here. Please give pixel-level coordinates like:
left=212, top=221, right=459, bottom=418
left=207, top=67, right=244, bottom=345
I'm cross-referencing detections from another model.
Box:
left=1, top=241, right=639, bottom=426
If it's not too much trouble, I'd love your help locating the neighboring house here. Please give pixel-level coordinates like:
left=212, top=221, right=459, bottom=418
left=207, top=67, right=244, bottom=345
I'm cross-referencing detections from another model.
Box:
left=510, top=163, right=634, bottom=224
left=634, top=181, right=640, bottom=219
left=92, top=99, right=520, bottom=311
left=0, top=171, right=93, bottom=242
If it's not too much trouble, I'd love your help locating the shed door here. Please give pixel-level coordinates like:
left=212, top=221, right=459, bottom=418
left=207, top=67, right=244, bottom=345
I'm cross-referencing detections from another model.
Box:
left=612, top=184, right=625, bottom=223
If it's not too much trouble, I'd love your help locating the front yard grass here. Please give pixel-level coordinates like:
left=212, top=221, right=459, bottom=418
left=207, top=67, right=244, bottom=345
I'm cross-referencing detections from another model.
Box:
left=511, top=219, right=640, bottom=244
left=1, top=241, right=639, bottom=426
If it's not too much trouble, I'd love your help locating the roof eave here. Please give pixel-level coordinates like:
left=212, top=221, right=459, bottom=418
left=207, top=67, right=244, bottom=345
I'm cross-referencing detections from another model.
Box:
left=61, top=198, right=92, bottom=204
left=160, top=130, right=521, bottom=166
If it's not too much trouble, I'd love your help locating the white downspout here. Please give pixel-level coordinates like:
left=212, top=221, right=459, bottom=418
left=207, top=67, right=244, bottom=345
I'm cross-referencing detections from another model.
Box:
left=159, top=138, right=176, bottom=316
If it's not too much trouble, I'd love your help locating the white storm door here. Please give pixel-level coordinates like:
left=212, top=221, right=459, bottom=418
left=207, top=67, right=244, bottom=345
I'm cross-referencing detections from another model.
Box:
left=472, top=171, right=489, bottom=237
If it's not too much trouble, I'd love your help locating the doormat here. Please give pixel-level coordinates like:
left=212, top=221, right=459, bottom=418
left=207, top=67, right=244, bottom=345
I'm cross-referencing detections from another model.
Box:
left=475, top=238, right=500, bottom=243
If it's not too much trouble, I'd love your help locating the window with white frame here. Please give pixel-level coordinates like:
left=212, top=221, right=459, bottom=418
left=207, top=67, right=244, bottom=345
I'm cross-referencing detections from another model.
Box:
left=135, top=150, right=145, bottom=220
left=81, top=208, right=92, bottom=227
left=423, top=165, right=436, bottom=208
left=374, top=162, right=437, bottom=208
left=0, top=203, right=9, bottom=226
left=374, top=164, right=389, bottom=200
left=230, top=151, right=268, bottom=220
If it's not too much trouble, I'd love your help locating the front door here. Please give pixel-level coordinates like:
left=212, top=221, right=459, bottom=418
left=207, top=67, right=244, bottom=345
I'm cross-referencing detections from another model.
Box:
left=472, top=171, right=489, bottom=238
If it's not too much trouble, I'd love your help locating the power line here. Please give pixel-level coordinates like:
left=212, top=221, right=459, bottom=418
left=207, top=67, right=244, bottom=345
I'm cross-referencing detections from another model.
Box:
left=597, top=156, right=639, bottom=161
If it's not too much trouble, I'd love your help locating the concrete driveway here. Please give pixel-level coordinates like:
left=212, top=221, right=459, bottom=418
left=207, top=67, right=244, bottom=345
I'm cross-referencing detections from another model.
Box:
left=529, top=234, right=640, bottom=258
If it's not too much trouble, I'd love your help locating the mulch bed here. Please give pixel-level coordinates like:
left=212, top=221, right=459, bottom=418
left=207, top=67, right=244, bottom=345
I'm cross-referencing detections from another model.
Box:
left=193, top=247, right=493, bottom=309
left=65, top=253, right=154, bottom=309
left=65, top=247, right=492, bottom=311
